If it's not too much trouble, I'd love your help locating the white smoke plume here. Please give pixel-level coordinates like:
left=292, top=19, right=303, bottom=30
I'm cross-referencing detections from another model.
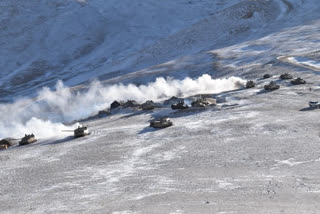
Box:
left=0, top=74, right=245, bottom=139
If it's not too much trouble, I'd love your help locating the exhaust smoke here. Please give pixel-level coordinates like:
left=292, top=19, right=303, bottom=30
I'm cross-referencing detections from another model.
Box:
left=0, top=74, right=245, bottom=139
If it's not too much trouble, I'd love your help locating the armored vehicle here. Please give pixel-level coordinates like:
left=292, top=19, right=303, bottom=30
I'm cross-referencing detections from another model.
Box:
left=141, top=100, right=155, bottom=110
left=171, top=101, right=189, bottom=110
left=309, top=101, right=320, bottom=109
left=291, top=77, right=306, bottom=85
left=122, top=100, right=140, bottom=108
left=263, top=74, right=271, bottom=79
left=150, top=117, right=173, bottom=128
left=164, top=96, right=183, bottom=105
left=264, top=81, right=280, bottom=90
left=19, top=134, right=37, bottom=146
left=110, top=101, right=121, bottom=109
left=191, top=97, right=216, bottom=107
left=280, top=73, right=293, bottom=80
left=0, top=138, right=17, bottom=150
left=246, top=80, right=255, bottom=88
left=74, top=126, right=90, bottom=138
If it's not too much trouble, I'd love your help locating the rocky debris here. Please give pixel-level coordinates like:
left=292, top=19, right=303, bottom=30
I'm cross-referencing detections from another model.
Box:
left=263, top=74, right=271, bottom=79
left=141, top=100, right=155, bottom=110
left=171, top=101, right=189, bottom=110
left=19, top=134, right=37, bottom=146
left=110, top=100, right=121, bottom=109
left=291, top=77, right=306, bottom=85
left=74, top=126, right=90, bottom=138
left=309, top=101, right=320, bottom=109
left=122, top=100, right=140, bottom=108
left=264, top=81, right=280, bottom=90
left=163, top=96, right=184, bottom=105
left=279, top=73, right=293, bottom=80
left=150, top=117, right=173, bottom=128
left=246, top=80, right=255, bottom=88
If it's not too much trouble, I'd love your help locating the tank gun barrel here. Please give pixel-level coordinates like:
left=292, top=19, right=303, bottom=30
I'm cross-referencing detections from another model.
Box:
left=61, top=130, right=74, bottom=132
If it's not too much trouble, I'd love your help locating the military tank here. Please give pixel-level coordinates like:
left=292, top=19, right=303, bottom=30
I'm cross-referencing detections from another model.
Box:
left=0, top=138, right=18, bottom=150
left=279, top=73, right=293, bottom=80
left=171, top=101, right=189, bottom=110
left=264, top=81, right=280, bottom=90
left=309, top=101, right=320, bottom=109
left=291, top=77, right=306, bottom=85
left=19, top=134, right=37, bottom=146
left=191, top=97, right=216, bottom=107
left=74, top=126, right=90, bottom=138
left=141, top=100, right=155, bottom=110
left=246, top=80, right=255, bottom=88
left=263, top=74, right=271, bottom=79
left=150, top=117, right=173, bottom=128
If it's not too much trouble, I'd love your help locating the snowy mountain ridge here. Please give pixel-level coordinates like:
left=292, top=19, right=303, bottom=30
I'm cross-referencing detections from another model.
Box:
left=2, top=0, right=320, bottom=213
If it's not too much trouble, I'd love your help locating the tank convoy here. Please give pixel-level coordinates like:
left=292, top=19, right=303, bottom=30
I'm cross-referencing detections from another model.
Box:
left=2, top=72, right=313, bottom=150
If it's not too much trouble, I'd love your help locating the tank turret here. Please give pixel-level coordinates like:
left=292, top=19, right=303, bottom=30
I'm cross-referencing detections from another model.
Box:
left=19, top=134, right=37, bottom=146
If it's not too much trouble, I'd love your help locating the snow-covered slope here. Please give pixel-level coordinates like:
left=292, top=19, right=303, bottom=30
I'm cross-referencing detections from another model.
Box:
left=2, top=0, right=320, bottom=213
left=0, top=0, right=244, bottom=100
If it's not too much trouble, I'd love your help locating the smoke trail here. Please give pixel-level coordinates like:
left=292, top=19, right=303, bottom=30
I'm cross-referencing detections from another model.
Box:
left=0, top=74, right=245, bottom=139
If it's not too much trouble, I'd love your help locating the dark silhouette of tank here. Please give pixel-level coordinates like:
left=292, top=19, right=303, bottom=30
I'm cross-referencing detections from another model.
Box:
left=74, top=126, right=90, bottom=138
left=280, top=73, right=293, bottom=80
left=191, top=97, right=216, bottom=107
left=150, top=117, right=173, bottom=128
left=171, top=101, right=189, bottom=110
left=19, top=134, right=37, bottom=146
left=0, top=138, right=17, bottom=150
left=110, top=101, right=121, bottom=109
left=263, top=74, right=271, bottom=79
left=246, top=80, right=255, bottom=88
left=164, top=96, right=183, bottom=105
left=122, top=100, right=140, bottom=108
left=264, top=81, right=280, bottom=90
left=309, top=101, right=320, bottom=109
left=291, top=77, right=306, bottom=85
left=141, top=100, right=155, bottom=110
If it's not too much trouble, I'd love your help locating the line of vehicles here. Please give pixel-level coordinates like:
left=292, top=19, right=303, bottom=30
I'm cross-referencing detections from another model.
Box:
left=0, top=126, right=91, bottom=150
left=1, top=73, right=315, bottom=151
